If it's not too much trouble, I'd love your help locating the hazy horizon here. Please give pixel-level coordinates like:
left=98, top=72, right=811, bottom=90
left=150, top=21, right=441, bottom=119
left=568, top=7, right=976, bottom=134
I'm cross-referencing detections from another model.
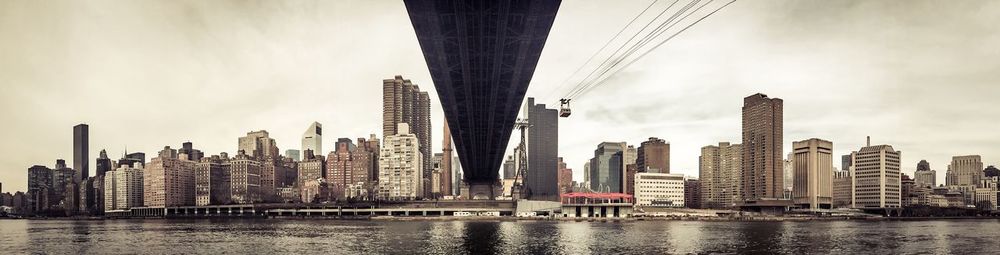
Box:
left=2, top=0, right=999, bottom=192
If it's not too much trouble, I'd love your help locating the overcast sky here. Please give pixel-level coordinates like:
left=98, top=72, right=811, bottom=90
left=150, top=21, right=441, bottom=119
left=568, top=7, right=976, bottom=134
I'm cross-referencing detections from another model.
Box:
left=2, top=0, right=998, bottom=193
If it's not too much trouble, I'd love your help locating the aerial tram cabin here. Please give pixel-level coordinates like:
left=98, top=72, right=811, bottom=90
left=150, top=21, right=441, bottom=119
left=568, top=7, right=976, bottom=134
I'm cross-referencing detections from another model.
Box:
left=559, top=99, right=571, bottom=117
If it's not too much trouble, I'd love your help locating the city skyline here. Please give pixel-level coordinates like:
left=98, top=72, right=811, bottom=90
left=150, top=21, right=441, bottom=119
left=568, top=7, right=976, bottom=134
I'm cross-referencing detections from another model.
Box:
left=3, top=1, right=1000, bottom=193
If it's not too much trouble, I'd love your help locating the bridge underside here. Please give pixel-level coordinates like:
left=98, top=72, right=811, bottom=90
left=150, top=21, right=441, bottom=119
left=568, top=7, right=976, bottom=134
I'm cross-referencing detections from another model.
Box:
left=404, top=0, right=562, bottom=187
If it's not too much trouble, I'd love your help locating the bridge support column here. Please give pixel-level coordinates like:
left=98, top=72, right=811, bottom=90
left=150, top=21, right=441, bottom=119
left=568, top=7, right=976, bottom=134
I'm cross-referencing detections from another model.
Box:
left=468, top=183, right=498, bottom=200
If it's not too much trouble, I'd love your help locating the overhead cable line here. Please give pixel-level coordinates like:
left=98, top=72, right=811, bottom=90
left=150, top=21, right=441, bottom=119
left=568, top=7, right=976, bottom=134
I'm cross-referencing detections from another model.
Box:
left=578, top=0, right=738, bottom=97
left=561, top=0, right=684, bottom=100
left=554, top=0, right=738, bottom=103
left=541, top=0, right=661, bottom=102
left=564, top=0, right=703, bottom=100
left=566, top=0, right=716, bottom=100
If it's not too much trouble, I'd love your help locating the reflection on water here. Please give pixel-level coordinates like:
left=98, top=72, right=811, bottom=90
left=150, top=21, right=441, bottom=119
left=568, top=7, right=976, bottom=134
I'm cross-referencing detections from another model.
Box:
left=2, top=219, right=1000, bottom=254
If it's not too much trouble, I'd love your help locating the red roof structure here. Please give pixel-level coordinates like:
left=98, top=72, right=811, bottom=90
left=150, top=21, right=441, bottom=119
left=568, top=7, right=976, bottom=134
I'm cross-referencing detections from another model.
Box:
left=560, top=192, right=634, bottom=205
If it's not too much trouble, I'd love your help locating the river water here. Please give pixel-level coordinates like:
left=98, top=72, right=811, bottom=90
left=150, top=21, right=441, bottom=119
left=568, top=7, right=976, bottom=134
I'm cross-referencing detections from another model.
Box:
left=1, top=219, right=998, bottom=254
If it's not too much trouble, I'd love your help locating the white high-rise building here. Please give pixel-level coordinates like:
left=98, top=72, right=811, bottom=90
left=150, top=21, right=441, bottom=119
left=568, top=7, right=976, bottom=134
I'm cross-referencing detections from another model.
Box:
left=850, top=137, right=902, bottom=209
left=103, top=171, right=116, bottom=212
left=378, top=123, right=424, bottom=200
left=634, top=173, right=685, bottom=208
left=783, top=152, right=794, bottom=199
left=104, top=164, right=144, bottom=211
left=302, top=122, right=323, bottom=157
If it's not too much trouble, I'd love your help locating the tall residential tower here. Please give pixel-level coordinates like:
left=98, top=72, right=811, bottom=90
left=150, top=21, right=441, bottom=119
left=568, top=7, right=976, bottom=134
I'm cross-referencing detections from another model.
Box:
left=378, top=123, right=424, bottom=200
left=699, top=142, right=741, bottom=208
left=383, top=75, right=431, bottom=197
left=741, top=93, right=783, bottom=202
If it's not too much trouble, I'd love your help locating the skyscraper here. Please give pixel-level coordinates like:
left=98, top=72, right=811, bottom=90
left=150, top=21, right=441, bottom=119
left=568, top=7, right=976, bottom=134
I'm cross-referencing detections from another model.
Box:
left=946, top=155, right=983, bottom=205
left=260, top=158, right=293, bottom=202
left=195, top=155, right=231, bottom=206
left=118, top=151, right=146, bottom=169
left=684, top=178, right=702, bottom=209
left=27, top=165, right=53, bottom=212
left=78, top=176, right=102, bottom=215
left=637, top=137, right=670, bottom=173
left=297, top=150, right=326, bottom=201
left=832, top=169, right=852, bottom=208
left=590, top=142, right=625, bottom=192
left=178, top=142, right=204, bottom=162
left=524, top=97, right=559, bottom=201
left=502, top=155, right=516, bottom=180
left=917, top=160, right=931, bottom=171
left=383, top=75, right=432, bottom=197
left=900, top=174, right=917, bottom=207
left=557, top=157, right=573, bottom=195
left=51, top=160, right=75, bottom=211
left=783, top=153, right=793, bottom=199
left=378, top=123, right=423, bottom=200
left=914, top=160, right=936, bottom=188
left=699, top=142, right=742, bottom=208
left=620, top=145, right=637, bottom=196
left=74, top=124, right=89, bottom=182
left=431, top=153, right=444, bottom=197
left=791, top=138, right=833, bottom=209
left=285, top=149, right=301, bottom=162
left=296, top=150, right=329, bottom=203
left=238, top=130, right=280, bottom=161
left=841, top=154, right=852, bottom=173
left=104, top=164, right=143, bottom=211
left=452, top=157, right=463, bottom=196
left=143, top=146, right=196, bottom=207
left=326, top=138, right=356, bottom=200
left=431, top=168, right=442, bottom=196
left=946, top=155, right=983, bottom=186
left=327, top=138, right=376, bottom=200
left=850, top=137, right=902, bottom=209
left=741, top=93, right=783, bottom=202
left=302, top=122, right=322, bottom=157
left=96, top=149, right=112, bottom=177
left=358, top=134, right=381, bottom=184
left=230, top=151, right=262, bottom=204
left=624, top=164, right=637, bottom=195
